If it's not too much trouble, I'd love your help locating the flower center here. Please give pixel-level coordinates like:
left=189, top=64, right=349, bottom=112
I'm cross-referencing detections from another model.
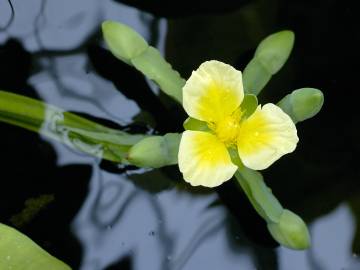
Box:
left=209, top=109, right=242, bottom=146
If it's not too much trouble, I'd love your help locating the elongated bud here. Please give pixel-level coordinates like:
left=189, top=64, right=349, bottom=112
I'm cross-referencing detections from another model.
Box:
left=255, top=30, right=294, bottom=74
left=267, top=210, right=311, bottom=250
left=102, top=20, right=184, bottom=103
left=131, top=47, right=184, bottom=103
left=102, top=20, right=148, bottom=64
left=127, top=133, right=181, bottom=168
left=243, top=30, right=294, bottom=95
left=277, top=88, right=324, bottom=123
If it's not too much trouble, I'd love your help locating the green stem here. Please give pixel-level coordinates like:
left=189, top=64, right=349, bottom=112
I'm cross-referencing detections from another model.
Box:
left=235, top=168, right=283, bottom=223
left=235, top=167, right=311, bottom=250
left=0, top=90, right=148, bottom=163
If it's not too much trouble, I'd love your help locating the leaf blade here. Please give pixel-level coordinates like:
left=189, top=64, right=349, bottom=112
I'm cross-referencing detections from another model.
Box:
left=0, top=223, right=71, bottom=270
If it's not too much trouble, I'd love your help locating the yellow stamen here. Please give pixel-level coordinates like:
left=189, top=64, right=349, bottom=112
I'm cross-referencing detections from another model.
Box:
left=209, top=108, right=242, bottom=146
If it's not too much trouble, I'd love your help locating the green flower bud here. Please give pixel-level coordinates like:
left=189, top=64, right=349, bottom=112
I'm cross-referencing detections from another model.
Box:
left=102, top=21, right=184, bottom=103
left=102, top=20, right=148, bottom=64
left=278, top=88, right=324, bottom=123
left=127, top=133, right=181, bottom=168
left=267, top=210, right=311, bottom=250
left=243, top=30, right=294, bottom=95
left=255, top=30, right=294, bottom=74
left=131, top=47, right=185, bottom=103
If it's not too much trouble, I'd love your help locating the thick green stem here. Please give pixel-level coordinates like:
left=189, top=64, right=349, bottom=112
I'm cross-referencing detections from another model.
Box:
left=0, top=90, right=147, bottom=163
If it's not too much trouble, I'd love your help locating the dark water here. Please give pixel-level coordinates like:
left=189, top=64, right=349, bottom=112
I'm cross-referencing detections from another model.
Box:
left=1, top=0, right=360, bottom=269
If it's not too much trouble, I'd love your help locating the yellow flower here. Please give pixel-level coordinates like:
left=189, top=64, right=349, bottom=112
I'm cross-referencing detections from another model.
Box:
left=178, top=60, right=298, bottom=187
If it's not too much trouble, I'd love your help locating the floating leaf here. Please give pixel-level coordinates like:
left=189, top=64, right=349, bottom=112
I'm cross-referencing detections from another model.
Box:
left=0, top=223, right=71, bottom=270
left=243, top=31, right=294, bottom=95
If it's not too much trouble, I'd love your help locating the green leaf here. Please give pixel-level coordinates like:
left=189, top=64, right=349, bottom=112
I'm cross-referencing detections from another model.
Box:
left=240, top=94, right=258, bottom=119
left=183, top=117, right=209, bottom=131
left=0, top=223, right=71, bottom=270
left=102, top=20, right=148, bottom=64
left=128, top=133, right=182, bottom=168
left=0, top=90, right=147, bottom=163
left=243, top=30, right=295, bottom=95
left=277, top=88, right=324, bottom=123
left=131, top=46, right=185, bottom=103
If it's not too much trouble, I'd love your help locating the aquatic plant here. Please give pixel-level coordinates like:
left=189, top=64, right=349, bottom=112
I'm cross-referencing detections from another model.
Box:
left=102, top=21, right=323, bottom=250
left=0, top=20, right=324, bottom=264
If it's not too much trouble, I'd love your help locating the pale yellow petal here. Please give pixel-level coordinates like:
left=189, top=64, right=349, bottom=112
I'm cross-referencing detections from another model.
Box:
left=178, top=131, right=238, bottom=187
left=237, top=103, right=298, bottom=170
left=182, top=60, right=244, bottom=123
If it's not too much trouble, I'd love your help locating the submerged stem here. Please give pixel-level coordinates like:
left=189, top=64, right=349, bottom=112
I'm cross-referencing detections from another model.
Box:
left=0, top=90, right=147, bottom=163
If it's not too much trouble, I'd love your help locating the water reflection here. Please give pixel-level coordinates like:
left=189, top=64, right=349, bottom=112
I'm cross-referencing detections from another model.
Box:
left=0, top=0, right=14, bottom=31
left=73, top=166, right=360, bottom=270
left=1, top=0, right=360, bottom=269
left=73, top=164, right=229, bottom=270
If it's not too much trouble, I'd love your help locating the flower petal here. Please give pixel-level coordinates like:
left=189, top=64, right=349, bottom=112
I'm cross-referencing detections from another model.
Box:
left=237, top=103, right=298, bottom=170
left=182, top=60, right=244, bottom=123
left=178, top=130, right=238, bottom=187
